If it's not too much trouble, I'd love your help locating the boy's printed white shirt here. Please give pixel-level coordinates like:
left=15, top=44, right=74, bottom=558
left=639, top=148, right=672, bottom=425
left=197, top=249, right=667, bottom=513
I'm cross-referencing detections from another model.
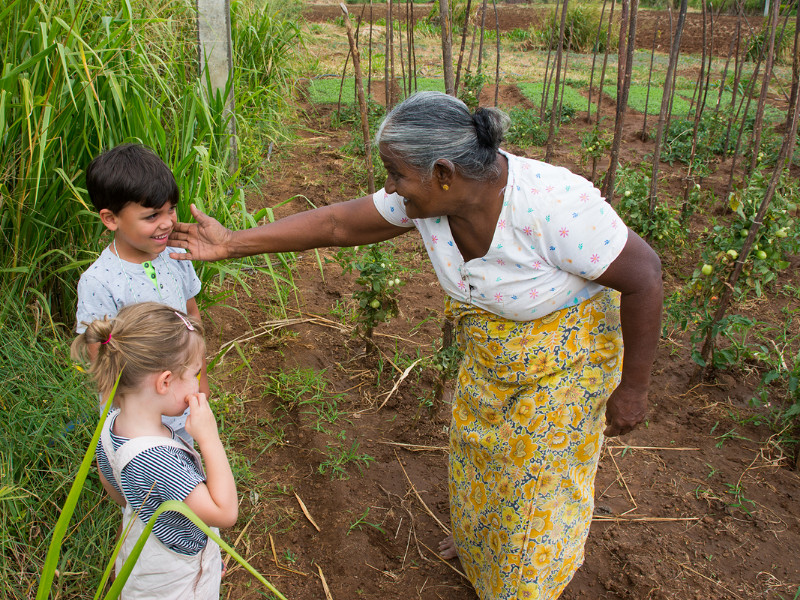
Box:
left=75, top=246, right=201, bottom=334
left=373, top=150, right=628, bottom=321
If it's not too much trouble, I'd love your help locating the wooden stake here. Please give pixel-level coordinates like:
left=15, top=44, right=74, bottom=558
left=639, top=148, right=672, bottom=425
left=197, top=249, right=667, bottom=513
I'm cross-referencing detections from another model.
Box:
left=340, top=3, right=375, bottom=193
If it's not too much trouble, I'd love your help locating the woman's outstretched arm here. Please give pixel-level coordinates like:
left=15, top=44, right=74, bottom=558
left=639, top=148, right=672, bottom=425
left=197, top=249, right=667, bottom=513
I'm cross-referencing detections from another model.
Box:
left=593, top=229, right=663, bottom=438
left=169, top=195, right=409, bottom=262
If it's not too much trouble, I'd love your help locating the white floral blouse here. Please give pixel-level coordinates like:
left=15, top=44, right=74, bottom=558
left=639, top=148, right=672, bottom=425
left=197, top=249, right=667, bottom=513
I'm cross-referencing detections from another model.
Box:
left=372, top=150, right=628, bottom=321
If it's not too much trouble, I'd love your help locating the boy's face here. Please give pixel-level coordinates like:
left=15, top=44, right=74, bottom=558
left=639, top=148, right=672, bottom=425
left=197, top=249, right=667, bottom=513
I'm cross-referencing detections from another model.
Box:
left=99, top=202, right=178, bottom=263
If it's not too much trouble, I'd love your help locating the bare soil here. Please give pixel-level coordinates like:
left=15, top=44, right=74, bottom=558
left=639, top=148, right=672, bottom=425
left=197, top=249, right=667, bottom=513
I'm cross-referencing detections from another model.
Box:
left=207, top=81, right=800, bottom=599
left=302, top=3, right=768, bottom=56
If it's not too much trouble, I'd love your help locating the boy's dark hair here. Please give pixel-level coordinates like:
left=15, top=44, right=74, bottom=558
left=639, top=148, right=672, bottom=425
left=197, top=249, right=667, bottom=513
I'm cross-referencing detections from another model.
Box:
left=86, top=143, right=179, bottom=214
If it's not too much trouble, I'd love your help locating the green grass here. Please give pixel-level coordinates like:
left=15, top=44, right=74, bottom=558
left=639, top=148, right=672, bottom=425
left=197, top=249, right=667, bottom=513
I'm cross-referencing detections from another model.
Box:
left=517, top=82, right=596, bottom=114
left=307, top=76, right=367, bottom=104
left=0, top=302, right=118, bottom=599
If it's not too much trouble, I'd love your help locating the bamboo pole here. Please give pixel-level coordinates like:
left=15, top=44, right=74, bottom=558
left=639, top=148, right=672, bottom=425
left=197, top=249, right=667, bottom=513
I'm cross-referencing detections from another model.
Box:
left=679, top=0, right=709, bottom=221
left=477, top=0, right=488, bottom=75
left=340, top=3, right=375, bottom=193
left=648, top=0, right=688, bottom=219
left=640, top=26, right=658, bottom=140
left=602, top=0, right=638, bottom=203
left=368, top=0, right=373, bottom=99
left=748, top=0, right=781, bottom=176
left=595, top=0, right=616, bottom=127
left=454, top=0, right=474, bottom=96
left=587, top=0, right=609, bottom=122
left=545, top=0, right=569, bottom=163
left=493, top=0, right=500, bottom=106
left=440, top=0, right=455, bottom=95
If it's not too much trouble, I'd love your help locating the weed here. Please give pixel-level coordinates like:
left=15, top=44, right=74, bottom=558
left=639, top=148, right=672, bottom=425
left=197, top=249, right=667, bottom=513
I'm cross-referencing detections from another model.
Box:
left=722, top=482, right=756, bottom=515
left=318, top=439, right=375, bottom=480
left=347, top=508, right=387, bottom=535
left=714, top=428, right=751, bottom=448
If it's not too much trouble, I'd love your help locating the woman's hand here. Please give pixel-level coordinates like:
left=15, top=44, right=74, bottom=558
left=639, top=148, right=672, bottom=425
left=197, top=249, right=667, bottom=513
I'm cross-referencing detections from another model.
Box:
left=169, top=204, right=234, bottom=262
left=184, top=392, right=220, bottom=447
left=604, top=383, right=647, bottom=437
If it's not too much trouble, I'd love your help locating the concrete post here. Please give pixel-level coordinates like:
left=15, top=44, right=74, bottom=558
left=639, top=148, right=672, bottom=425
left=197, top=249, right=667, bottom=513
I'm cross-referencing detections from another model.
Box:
left=196, top=0, right=238, bottom=171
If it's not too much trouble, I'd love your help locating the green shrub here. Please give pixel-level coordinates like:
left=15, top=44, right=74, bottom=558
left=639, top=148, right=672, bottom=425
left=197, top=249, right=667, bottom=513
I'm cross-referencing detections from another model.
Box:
left=613, top=166, right=684, bottom=248
left=506, top=107, right=549, bottom=147
left=746, top=23, right=796, bottom=63
left=533, top=5, right=617, bottom=52
left=0, top=0, right=300, bottom=325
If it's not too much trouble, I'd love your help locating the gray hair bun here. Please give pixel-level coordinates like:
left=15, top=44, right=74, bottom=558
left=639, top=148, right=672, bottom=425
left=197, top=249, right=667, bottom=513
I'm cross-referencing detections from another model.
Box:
left=472, top=107, right=505, bottom=150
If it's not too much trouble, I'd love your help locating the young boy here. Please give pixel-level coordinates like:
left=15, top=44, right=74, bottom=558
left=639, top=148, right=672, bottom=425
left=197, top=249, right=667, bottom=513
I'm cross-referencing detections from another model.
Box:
left=75, top=143, right=209, bottom=441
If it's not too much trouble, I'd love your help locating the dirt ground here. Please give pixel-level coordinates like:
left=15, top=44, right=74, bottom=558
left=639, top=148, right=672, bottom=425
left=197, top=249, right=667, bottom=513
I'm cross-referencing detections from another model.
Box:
left=202, top=73, right=800, bottom=600
left=302, top=2, right=768, bottom=57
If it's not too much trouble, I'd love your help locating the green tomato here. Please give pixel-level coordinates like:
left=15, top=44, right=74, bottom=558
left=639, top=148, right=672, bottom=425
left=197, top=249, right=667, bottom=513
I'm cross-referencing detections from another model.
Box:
left=739, top=228, right=749, bottom=237
left=726, top=249, right=738, bottom=259
left=755, top=250, right=767, bottom=260
left=701, top=264, right=713, bottom=276
left=394, top=278, right=401, bottom=285
left=624, top=190, right=632, bottom=197
left=775, top=228, right=788, bottom=238
left=369, top=299, right=381, bottom=309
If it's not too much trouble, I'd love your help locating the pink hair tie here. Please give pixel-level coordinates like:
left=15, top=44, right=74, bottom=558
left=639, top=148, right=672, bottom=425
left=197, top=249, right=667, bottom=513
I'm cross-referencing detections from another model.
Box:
left=174, top=311, right=195, bottom=331
left=101, top=333, right=112, bottom=345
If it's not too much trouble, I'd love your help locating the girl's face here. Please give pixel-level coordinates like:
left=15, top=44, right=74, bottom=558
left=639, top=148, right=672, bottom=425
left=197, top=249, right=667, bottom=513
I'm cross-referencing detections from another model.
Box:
left=162, top=357, right=202, bottom=416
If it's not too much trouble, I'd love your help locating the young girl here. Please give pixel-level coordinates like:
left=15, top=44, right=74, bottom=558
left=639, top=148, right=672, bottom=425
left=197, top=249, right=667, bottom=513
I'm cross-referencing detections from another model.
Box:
left=72, top=302, right=237, bottom=599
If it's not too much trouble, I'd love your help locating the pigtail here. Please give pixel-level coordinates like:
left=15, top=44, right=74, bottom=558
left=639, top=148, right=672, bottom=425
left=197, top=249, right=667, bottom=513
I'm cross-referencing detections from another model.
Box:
left=71, top=317, right=123, bottom=398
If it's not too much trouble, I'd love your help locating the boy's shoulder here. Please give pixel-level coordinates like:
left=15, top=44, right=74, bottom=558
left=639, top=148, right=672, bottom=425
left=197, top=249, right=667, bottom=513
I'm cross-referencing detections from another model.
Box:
left=78, top=245, right=116, bottom=282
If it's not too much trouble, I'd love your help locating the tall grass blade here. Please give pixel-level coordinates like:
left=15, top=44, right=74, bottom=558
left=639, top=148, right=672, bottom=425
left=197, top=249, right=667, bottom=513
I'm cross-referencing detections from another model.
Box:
left=104, top=500, right=287, bottom=600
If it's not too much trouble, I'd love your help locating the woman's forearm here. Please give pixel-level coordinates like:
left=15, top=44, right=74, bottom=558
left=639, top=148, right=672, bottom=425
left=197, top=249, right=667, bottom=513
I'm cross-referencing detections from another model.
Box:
left=595, top=229, right=663, bottom=393
left=227, top=196, right=407, bottom=258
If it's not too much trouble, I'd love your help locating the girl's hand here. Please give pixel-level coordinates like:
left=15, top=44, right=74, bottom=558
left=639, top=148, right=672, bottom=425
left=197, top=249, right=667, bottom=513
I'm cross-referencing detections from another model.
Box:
left=184, top=393, right=220, bottom=447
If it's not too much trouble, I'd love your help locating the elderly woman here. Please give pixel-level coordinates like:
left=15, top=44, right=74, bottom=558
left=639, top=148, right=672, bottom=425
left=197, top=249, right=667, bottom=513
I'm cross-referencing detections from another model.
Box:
left=169, top=91, right=662, bottom=600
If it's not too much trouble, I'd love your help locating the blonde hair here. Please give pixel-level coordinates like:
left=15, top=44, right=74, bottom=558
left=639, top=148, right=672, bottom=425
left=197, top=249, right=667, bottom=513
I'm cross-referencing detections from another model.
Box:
left=72, top=302, right=205, bottom=398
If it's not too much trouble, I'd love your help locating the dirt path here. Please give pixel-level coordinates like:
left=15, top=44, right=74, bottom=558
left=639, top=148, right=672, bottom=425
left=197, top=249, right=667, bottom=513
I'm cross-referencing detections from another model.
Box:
left=207, top=94, right=800, bottom=599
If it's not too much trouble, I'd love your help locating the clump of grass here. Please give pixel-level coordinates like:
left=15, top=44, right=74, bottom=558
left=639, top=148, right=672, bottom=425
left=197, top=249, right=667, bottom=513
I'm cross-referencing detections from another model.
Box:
left=746, top=23, right=796, bottom=64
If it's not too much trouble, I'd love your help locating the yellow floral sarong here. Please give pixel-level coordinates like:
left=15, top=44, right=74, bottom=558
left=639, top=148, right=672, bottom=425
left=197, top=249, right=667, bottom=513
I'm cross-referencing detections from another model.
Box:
left=446, top=289, right=623, bottom=600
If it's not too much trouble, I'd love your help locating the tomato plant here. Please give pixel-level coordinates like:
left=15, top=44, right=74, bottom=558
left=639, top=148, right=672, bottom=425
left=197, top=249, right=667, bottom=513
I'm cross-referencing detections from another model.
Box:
left=333, top=243, right=406, bottom=353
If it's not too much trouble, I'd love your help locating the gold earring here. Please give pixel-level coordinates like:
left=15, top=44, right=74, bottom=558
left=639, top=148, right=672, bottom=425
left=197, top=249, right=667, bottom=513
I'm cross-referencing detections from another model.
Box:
left=442, top=184, right=450, bottom=191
